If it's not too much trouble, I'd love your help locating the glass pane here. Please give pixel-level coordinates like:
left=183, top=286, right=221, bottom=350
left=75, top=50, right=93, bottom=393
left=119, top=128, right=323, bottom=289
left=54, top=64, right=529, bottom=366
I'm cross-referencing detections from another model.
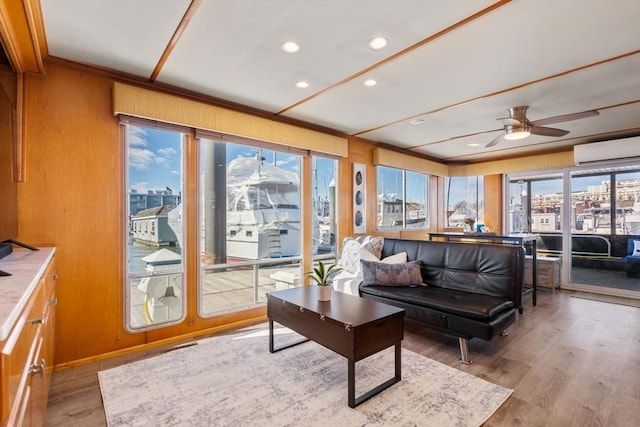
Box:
left=199, top=139, right=302, bottom=316
left=405, top=171, right=428, bottom=229
left=531, top=178, right=562, bottom=233
left=125, top=125, right=184, bottom=330
left=571, top=174, right=610, bottom=235
left=376, top=166, right=428, bottom=230
left=377, top=166, right=404, bottom=229
left=445, top=176, right=483, bottom=229
left=508, top=179, right=528, bottom=233
left=616, top=171, right=640, bottom=235
left=570, top=169, right=640, bottom=291
left=313, top=156, right=338, bottom=255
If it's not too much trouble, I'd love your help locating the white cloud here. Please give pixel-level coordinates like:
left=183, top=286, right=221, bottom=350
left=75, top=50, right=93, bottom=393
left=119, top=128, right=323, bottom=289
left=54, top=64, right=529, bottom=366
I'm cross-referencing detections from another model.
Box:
left=128, top=128, right=179, bottom=171
left=128, top=147, right=156, bottom=170
left=157, top=147, right=177, bottom=157
left=128, top=126, right=147, bottom=147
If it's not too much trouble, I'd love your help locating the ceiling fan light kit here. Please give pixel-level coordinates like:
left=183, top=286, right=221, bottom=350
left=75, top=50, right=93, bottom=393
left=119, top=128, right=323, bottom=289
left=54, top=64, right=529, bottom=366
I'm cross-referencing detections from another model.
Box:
left=503, top=124, right=531, bottom=140
left=486, top=105, right=600, bottom=148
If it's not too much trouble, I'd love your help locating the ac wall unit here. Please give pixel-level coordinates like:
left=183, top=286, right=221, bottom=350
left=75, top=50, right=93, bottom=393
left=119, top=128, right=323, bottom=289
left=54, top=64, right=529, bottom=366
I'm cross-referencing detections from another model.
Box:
left=574, top=136, right=640, bottom=166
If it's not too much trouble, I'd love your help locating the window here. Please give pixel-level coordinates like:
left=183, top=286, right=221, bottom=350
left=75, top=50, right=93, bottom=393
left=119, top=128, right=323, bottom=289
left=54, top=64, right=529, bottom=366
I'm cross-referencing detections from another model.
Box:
left=124, top=124, right=185, bottom=331
left=313, top=156, right=338, bottom=256
left=507, top=175, right=562, bottom=234
left=571, top=169, right=640, bottom=235
left=376, top=166, right=428, bottom=230
left=198, top=138, right=304, bottom=316
left=122, top=118, right=342, bottom=325
left=445, top=176, right=484, bottom=228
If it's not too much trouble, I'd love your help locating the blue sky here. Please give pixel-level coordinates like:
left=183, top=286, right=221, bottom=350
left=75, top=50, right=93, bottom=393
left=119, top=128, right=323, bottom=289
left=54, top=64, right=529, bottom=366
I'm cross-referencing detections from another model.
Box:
left=128, top=126, right=182, bottom=194
left=127, top=126, right=336, bottom=198
left=128, top=125, right=638, bottom=203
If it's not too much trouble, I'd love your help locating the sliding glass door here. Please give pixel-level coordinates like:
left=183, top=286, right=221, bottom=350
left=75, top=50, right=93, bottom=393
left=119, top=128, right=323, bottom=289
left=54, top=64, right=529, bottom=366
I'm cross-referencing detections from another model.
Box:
left=508, top=166, right=640, bottom=298
left=569, top=169, right=640, bottom=295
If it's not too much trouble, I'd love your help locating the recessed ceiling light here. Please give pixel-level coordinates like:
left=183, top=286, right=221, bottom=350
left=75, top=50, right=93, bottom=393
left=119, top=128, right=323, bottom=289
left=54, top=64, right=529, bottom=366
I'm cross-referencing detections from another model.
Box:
left=408, top=119, right=425, bottom=126
left=363, top=79, right=377, bottom=87
left=281, top=41, right=300, bottom=53
left=368, top=36, right=388, bottom=50
left=467, top=143, right=481, bottom=147
left=295, top=81, right=309, bottom=88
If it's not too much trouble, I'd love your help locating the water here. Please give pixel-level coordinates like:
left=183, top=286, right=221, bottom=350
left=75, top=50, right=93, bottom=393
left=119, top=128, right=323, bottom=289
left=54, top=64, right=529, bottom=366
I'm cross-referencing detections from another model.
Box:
left=127, top=238, right=182, bottom=273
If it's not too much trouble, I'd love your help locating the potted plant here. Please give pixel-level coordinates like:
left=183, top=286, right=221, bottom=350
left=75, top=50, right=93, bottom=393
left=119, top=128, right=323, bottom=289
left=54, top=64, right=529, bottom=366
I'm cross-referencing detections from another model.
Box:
left=305, top=261, right=343, bottom=301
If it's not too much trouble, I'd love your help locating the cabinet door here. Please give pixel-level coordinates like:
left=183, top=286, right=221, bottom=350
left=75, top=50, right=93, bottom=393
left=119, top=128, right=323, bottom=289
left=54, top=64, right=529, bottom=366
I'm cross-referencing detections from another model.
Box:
left=27, top=337, right=45, bottom=427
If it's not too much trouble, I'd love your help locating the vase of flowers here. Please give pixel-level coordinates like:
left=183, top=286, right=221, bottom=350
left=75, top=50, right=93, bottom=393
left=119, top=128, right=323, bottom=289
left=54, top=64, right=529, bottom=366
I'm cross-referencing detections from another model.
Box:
left=463, top=217, right=476, bottom=233
left=305, top=261, right=343, bottom=301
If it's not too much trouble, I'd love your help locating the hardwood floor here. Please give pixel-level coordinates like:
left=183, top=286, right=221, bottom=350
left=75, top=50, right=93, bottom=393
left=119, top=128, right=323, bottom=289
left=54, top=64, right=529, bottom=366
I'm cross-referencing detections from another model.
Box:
left=46, top=289, right=640, bottom=426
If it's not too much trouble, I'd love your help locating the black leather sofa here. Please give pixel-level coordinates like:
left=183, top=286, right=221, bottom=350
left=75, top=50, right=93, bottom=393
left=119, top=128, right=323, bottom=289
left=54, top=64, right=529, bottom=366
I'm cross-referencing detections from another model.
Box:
left=358, top=238, right=525, bottom=364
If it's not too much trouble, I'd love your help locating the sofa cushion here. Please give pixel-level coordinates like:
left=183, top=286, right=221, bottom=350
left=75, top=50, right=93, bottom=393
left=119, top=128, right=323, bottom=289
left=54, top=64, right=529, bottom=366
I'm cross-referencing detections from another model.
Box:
left=339, top=236, right=385, bottom=274
left=361, top=259, right=423, bottom=286
left=339, top=239, right=363, bottom=274
left=362, top=236, right=384, bottom=259
left=359, top=285, right=514, bottom=321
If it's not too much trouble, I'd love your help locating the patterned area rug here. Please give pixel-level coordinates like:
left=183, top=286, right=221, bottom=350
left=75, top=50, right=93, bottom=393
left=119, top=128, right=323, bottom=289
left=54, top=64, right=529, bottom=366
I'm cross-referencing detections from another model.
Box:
left=98, top=324, right=512, bottom=426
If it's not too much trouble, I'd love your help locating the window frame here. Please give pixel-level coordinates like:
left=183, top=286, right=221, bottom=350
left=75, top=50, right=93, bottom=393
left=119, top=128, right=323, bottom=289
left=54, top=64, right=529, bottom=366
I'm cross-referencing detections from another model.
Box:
left=122, top=118, right=188, bottom=333
left=376, top=165, right=429, bottom=231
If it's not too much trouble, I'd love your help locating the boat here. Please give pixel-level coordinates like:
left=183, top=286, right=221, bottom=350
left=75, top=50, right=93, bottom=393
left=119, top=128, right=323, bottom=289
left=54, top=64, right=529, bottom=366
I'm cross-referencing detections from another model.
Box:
left=377, top=193, right=426, bottom=227
left=165, top=151, right=319, bottom=261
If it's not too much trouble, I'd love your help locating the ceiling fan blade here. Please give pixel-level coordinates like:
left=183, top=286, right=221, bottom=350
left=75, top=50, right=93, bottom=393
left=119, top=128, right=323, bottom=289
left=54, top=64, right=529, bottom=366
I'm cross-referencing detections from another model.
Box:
left=485, top=134, right=504, bottom=148
left=530, top=126, right=570, bottom=137
left=531, top=110, right=599, bottom=126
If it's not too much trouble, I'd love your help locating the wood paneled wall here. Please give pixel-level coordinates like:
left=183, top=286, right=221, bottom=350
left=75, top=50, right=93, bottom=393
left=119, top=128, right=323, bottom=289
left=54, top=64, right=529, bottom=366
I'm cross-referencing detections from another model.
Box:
left=17, top=63, right=263, bottom=365
left=16, top=61, right=574, bottom=366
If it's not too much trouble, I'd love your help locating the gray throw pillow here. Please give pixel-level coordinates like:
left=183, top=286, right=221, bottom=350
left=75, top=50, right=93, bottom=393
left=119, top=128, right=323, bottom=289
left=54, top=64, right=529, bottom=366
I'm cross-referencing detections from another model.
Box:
left=361, top=259, right=423, bottom=286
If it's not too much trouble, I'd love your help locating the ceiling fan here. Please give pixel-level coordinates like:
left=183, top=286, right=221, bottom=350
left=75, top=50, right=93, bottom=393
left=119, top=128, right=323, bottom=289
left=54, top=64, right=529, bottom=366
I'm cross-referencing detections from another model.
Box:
left=486, top=106, right=599, bottom=148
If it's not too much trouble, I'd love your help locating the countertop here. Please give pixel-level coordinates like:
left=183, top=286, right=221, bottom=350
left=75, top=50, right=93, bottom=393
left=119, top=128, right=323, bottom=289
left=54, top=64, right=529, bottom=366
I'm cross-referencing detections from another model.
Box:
left=0, top=247, right=56, bottom=341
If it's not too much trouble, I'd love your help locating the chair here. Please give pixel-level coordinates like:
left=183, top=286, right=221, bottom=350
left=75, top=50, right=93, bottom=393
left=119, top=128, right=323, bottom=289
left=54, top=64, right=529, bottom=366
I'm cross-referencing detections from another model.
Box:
left=625, top=239, right=640, bottom=278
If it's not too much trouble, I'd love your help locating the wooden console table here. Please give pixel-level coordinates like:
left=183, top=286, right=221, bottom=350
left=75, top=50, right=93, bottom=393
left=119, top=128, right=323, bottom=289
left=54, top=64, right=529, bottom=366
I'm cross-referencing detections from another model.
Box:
left=428, top=232, right=538, bottom=311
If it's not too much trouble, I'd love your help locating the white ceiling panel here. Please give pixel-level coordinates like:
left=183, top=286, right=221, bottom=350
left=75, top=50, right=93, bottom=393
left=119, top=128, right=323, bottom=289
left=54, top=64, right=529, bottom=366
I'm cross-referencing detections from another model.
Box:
left=41, top=0, right=191, bottom=77
left=37, top=0, right=640, bottom=164
left=157, top=0, right=494, bottom=111
left=361, top=54, right=640, bottom=150
left=419, top=102, right=640, bottom=162
left=283, top=0, right=640, bottom=134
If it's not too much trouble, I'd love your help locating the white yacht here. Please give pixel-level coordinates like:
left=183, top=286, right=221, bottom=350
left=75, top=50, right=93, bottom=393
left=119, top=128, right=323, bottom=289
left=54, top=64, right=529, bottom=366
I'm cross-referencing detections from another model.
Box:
left=226, top=155, right=303, bottom=259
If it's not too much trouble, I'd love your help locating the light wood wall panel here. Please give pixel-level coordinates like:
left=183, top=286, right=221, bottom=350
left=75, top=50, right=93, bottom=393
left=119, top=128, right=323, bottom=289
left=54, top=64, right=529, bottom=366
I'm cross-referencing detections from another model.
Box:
left=483, top=174, right=503, bottom=233
left=16, top=63, right=272, bottom=365
left=19, top=63, right=131, bottom=363
left=16, top=62, right=570, bottom=365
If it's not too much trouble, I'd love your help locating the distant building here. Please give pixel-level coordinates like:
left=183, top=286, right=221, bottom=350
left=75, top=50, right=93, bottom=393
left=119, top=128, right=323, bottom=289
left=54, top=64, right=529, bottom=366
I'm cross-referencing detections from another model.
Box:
left=131, top=205, right=178, bottom=246
left=531, top=212, right=558, bottom=232
left=129, top=188, right=181, bottom=216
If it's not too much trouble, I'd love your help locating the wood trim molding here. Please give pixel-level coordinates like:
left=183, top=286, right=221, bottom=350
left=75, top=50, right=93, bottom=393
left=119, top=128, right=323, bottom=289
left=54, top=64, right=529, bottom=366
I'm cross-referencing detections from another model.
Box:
left=0, top=0, right=44, bottom=74
left=149, top=0, right=203, bottom=83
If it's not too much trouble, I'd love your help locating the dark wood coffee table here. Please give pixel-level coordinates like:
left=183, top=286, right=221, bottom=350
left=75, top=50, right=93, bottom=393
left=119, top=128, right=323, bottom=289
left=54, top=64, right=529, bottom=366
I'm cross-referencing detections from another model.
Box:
left=267, top=286, right=405, bottom=408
